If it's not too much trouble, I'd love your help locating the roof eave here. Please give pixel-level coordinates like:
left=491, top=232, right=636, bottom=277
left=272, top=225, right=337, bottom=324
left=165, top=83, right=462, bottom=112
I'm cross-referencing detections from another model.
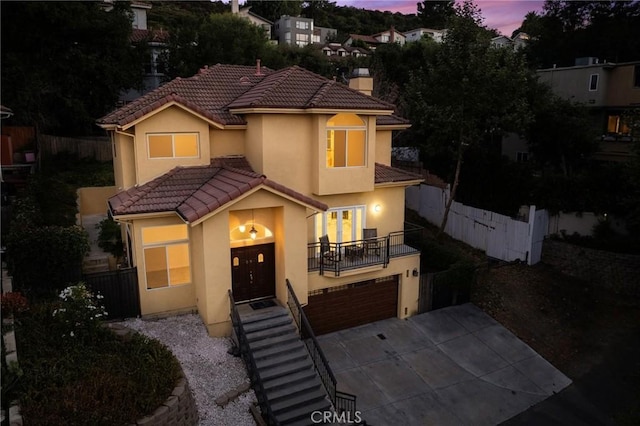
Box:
left=375, top=179, right=424, bottom=188
left=229, top=107, right=394, bottom=115
left=376, top=123, right=412, bottom=130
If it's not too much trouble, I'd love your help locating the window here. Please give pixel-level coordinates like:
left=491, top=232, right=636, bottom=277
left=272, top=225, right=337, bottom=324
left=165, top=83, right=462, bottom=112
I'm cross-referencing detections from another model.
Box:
left=285, top=32, right=291, bottom=43
left=142, top=225, right=191, bottom=289
left=326, top=113, right=366, bottom=168
left=315, top=206, right=365, bottom=244
left=147, top=133, right=198, bottom=159
left=516, top=152, right=529, bottom=163
left=607, top=115, right=630, bottom=135
left=295, top=20, right=309, bottom=30
left=589, top=74, right=599, bottom=91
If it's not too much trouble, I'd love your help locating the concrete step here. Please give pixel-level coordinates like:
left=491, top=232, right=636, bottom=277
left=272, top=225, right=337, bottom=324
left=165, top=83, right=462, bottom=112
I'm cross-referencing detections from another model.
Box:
left=246, top=323, right=298, bottom=343
left=240, top=307, right=289, bottom=325
left=243, top=314, right=293, bottom=333
left=249, top=333, right=300, bottom=351
left=260, top=359, right=312, bottom=382
left=255, top=346, right=308, bottom=371
left=265, top=379, right=322, bottom=404
left=262, top=369, right=318, bottom=393
left=272, top=387, right=328, bottom=414
left=253, top=340, right=306, bottom=361
left=277, top=398, right=332, bottom=425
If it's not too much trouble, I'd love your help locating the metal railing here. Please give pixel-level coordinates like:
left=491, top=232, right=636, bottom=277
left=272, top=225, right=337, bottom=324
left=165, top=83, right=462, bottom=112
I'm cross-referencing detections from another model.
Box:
left=285, top=280, right=358, bottom=421
left=228, top=290, right=279, bottom=426
left=308, top=226, right=422, bottom=275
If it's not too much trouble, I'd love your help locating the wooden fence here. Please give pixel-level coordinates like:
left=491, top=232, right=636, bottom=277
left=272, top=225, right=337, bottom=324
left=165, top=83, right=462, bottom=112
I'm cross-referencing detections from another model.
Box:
left=407, top=184, right=548, bottom=265
left=39, top=134, right=112, bottom=162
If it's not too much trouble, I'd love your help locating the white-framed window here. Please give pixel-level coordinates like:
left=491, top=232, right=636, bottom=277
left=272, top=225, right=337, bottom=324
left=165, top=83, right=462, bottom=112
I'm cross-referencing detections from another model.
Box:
left=326, top=113, right=366, bottom=168
left=516, top=152, right=529, bottom=163
left=147, top=133, right=199, bottom=159
left=296, top=20, right=309, bottom=30
left=315, top=205, right=366, bottom=244
left=589, top=74, right=599, bottom=91
left=285, top=31, right=291, bottom=43
left=142, top=224, right=191, bottom=289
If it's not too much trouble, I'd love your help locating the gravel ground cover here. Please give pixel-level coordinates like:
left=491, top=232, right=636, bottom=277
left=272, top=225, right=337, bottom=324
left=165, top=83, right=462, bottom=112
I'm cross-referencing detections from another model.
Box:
left=122, top=314, right=257, bottom=426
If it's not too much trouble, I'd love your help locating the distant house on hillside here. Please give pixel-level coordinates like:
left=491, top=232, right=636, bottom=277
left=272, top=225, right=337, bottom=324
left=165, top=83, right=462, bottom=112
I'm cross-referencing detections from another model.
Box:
left=490, top=32, right=529, bottom=50
left=231, top=0, right=273, bottom=40
left=403, top=28, right=445, bottom=43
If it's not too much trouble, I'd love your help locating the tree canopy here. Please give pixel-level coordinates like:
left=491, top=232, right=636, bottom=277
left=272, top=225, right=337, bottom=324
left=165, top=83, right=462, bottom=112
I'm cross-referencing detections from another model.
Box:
left=416, top=0, right=455, bottom=29
left=1, top=2, right=145, bottom=135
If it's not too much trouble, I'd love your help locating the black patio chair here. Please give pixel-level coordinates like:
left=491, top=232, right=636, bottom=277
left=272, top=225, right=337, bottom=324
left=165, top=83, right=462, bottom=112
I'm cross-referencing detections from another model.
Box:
left=363, top=228, right=381, bottom=256
left=319, top=234, right=340, bottom=264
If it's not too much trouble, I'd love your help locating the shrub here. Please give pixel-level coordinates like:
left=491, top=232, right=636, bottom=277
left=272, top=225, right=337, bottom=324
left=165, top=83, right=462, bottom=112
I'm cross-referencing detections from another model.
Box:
left=96, top=217, right=124, bottom=263
left=51, top=283, right=108, bottom=343
left=0, top=292, right=29, bottom=319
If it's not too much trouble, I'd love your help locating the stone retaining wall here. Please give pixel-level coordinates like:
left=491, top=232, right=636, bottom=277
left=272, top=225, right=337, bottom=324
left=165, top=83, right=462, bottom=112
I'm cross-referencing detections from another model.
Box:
left=542, top=239, right=640, bottom=296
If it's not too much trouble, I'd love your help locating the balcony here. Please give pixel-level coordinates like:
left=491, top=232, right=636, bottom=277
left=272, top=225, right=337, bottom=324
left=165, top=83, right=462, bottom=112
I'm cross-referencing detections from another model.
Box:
left=308, top=223, right=423, bottom=276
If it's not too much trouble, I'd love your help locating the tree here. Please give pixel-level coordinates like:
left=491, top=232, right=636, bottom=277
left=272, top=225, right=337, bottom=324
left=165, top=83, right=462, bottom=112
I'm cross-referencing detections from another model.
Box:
left=417, top=0, right=455, bottom=29
left=404, top=0, right=533, bottom=234
left=245, top=0, right=303, bottom=22
left=1, top=2, right=146, bottom=135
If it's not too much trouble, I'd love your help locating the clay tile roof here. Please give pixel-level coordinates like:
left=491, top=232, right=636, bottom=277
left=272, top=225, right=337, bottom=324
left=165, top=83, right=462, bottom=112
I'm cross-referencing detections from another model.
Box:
left=130, top=28, right=169, bottom=44
left=349, top=34, right=380, bottom=44
left=375, top=163, right=424, bottom=185
left=98, top=64, right=401, bottom=128
left=227, top=66, right=394, bottom=111
left=377, top=115, right=410, bottom=126
left=108, top=156, right=327, bottom=222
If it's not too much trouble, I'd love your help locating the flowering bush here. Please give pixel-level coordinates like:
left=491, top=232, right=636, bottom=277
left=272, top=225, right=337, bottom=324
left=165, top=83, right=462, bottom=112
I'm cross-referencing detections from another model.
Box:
left=1, top=291, right=29, bottom=319
left=51, top=283, right=108, bottom=341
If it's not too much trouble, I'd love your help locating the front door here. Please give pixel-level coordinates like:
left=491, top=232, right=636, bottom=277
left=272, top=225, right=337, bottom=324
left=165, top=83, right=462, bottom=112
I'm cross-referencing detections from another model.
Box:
left=231, top=243, right=275, bottom=303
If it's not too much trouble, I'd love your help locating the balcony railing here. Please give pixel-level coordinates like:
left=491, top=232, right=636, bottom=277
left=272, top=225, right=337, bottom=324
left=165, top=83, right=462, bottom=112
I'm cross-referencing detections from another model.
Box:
left=307, top=224, right=423, bottom=276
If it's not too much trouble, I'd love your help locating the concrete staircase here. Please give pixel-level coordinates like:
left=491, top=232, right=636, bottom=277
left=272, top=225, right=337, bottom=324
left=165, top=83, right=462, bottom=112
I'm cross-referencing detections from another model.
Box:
left=240, top=305, right=332, bottom=426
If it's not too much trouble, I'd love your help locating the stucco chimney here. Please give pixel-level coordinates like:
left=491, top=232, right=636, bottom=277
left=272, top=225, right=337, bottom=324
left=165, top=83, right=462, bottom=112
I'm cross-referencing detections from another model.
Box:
left=255, top=59, right=262, bottom=76
left=231, top=0, right=239, bottom=14
left=349, top=68, right=373, bottom=96
left=390, top=25, right=395, bottom=43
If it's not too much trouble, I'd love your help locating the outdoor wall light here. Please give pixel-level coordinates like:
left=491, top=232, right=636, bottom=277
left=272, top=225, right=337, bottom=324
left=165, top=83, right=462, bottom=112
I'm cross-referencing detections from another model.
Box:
left=374, top=204, right=381, bottom=212
left=238, top=224, right=246, bottom=233
left=412, top=268, right=419, bottom=277
left=249, top=226, right=257, bottom=239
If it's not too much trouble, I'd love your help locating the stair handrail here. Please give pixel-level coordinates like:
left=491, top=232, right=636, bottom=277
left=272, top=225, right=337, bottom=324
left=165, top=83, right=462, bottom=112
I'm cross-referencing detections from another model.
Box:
left=228, top=290, right=280, bottom=426
left=285, top=279, right=358, bottom=420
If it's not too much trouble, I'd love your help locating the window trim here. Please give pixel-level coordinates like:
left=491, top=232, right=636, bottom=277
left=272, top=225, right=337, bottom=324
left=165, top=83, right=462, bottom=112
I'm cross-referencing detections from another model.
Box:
left=142, top=224, right=191, bottom=290
left=315, top=205, right=367, bottom=244
left=589, top=73, right=599, bottom=91
left=147, top=133, right=199, bottom=159
left=326, top=114, right=367, bottom=168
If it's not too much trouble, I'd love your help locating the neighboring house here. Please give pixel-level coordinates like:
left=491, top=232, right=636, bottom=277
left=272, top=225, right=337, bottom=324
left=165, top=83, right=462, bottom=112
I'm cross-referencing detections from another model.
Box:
left=317, top=43, right=370, bottom=60
left=235, top=4, right=273, bottom=40
left=118, top=1, right=169, bottom=104
left=490, top=32, right=529, bottom=50
left=537, top=58, right=640, bottom=161
left=403, top=27, right=445, bottom=43
left=313, top=25, right=338, bottom=44
left=372, top=27, right=406, bottom=46
left=344, top=34, right=382, bottom=50
left=97, top=63, right=423, bottom=337
left=273, top=15, right=315, bottom=47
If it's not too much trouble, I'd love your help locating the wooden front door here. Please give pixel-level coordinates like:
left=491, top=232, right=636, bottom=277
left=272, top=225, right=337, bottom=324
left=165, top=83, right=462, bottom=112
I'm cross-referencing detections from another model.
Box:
left=231, top=243, right=275, bottom=303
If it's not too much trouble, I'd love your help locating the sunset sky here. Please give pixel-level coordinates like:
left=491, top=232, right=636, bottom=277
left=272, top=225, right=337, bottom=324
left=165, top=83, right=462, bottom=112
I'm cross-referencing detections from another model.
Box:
left=334, top=0, right=545, bottom=36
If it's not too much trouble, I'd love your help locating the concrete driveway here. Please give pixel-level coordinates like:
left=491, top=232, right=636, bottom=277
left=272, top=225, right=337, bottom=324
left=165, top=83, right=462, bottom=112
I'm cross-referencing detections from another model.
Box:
left=317, top=303, right=571, bottom=426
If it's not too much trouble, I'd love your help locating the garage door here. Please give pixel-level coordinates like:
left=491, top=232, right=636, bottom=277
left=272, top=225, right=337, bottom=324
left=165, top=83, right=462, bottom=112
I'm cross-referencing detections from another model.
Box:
left=304, top=275, right=399, bottom=335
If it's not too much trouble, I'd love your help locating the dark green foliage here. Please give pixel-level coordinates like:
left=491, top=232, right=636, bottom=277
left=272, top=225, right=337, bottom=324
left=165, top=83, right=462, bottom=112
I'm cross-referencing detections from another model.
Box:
left=246, top=0, right=303, bottom=22
left=14, top=301, right=181, bottom=426
left=417, top=0, right=455, bottom=29
left=1, top=2, right=146, bottom=134
left=97, top=218, right=124, bottom=262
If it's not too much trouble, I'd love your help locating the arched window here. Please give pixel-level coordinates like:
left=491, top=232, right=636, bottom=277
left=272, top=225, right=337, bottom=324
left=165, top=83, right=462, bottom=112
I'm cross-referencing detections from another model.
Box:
left=326, top=113, right=366, bottom=168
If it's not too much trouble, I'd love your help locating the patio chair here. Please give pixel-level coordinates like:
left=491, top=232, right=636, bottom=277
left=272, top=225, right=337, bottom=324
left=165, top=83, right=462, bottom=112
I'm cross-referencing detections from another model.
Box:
left=319, top=234, right=340, bottom=264
left=363, top=228, right=381, bottom=256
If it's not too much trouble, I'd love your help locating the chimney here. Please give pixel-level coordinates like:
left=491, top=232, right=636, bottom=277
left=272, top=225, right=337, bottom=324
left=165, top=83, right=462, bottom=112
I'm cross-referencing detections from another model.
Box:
left=231, top=0, right=239, bottom=14
left=255, top=59, right=262, bottom=76
left=349, top=68, right=373, bottom=96
left=390, top=25, right=395, bottom=43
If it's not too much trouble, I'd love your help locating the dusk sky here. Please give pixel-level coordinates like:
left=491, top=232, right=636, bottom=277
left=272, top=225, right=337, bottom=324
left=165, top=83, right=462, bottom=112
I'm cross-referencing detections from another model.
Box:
left=334, top=0, right=545, bottom=36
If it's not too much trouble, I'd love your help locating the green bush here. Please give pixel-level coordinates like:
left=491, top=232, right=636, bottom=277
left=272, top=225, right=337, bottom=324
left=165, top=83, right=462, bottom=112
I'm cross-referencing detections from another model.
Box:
left=420, top=240, right=465, bottom=271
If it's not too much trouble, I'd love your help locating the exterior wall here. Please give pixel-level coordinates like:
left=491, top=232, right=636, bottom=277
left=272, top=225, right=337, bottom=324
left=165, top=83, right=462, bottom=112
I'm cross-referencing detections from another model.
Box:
left=77, top=186, right=117, bottom=216
left=537, top=65, right=610, bottom=106
left=114, top=131, right=136, bottom=190
left=375, top=129, right=392, bottom=165
left=134, top=106, right=211, bottom=185
left=131, top=215, right=197, bottom=317
left=501, top=132, right=529, bottom=162
left=606, top=64, right=640, bottom=106
left=244, top=115, right=266, bottom=175
left=209, top=128, right=245, bottom=158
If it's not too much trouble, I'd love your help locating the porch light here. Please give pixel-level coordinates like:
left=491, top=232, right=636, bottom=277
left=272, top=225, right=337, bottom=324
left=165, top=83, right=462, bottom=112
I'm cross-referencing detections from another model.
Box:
left=239, top=224, right=246, bottom=233
left=250, top=226, right=257, bottom=239
left=374, top=204, right=381, bottom=212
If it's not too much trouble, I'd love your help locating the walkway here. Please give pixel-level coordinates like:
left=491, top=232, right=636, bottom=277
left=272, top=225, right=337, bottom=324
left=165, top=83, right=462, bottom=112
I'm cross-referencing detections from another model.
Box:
left=317, top=303, right=572, bottom=426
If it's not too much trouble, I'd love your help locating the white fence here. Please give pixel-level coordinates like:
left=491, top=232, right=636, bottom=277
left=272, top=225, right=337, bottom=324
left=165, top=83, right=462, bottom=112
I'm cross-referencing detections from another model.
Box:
left=407, top=184, right=548, bottom=265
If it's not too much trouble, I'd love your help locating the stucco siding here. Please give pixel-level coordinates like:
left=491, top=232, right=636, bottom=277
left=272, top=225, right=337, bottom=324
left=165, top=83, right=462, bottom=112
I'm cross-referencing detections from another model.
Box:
left=134, top=106, right=211, bottom=185
left=606, top=64, right=640, bottom=106
left=376, top=129, right=392, bottom=165
left=210, top=128, right=245, bottom=158
left=114, top=132, right=136, bottom=190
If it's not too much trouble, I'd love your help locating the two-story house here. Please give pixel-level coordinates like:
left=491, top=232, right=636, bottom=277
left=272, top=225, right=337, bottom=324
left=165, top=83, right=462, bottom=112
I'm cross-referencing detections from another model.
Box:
left=97, top=63, right=423, bottom=337
left=273, top=15, right=315, bottom=47
left=403, top=27, right=445, bottom=43
left=537, top=58, right=640, bottom=161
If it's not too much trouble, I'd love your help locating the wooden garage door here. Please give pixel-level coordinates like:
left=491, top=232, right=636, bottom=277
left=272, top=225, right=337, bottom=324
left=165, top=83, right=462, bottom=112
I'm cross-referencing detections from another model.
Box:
left=304, top=275, right=399, bottom=335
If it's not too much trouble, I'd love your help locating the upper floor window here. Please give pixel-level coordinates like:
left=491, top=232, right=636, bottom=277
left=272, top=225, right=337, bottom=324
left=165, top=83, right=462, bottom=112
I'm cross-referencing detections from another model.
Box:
left=147, top=133, right=199, bottom=159
left=326, top=114, right=366, bottom=168
left=296, top=20, right=309, bottom=30
left=589, top=74, right=599, bottom=91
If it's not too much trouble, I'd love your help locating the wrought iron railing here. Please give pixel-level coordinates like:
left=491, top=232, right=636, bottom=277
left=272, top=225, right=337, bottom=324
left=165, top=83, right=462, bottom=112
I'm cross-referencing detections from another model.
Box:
left=285, top=280, right=358, bottom=421
left=308, top=226, right=422, bottom=275
left=228, top=290, right=279, bottom=426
